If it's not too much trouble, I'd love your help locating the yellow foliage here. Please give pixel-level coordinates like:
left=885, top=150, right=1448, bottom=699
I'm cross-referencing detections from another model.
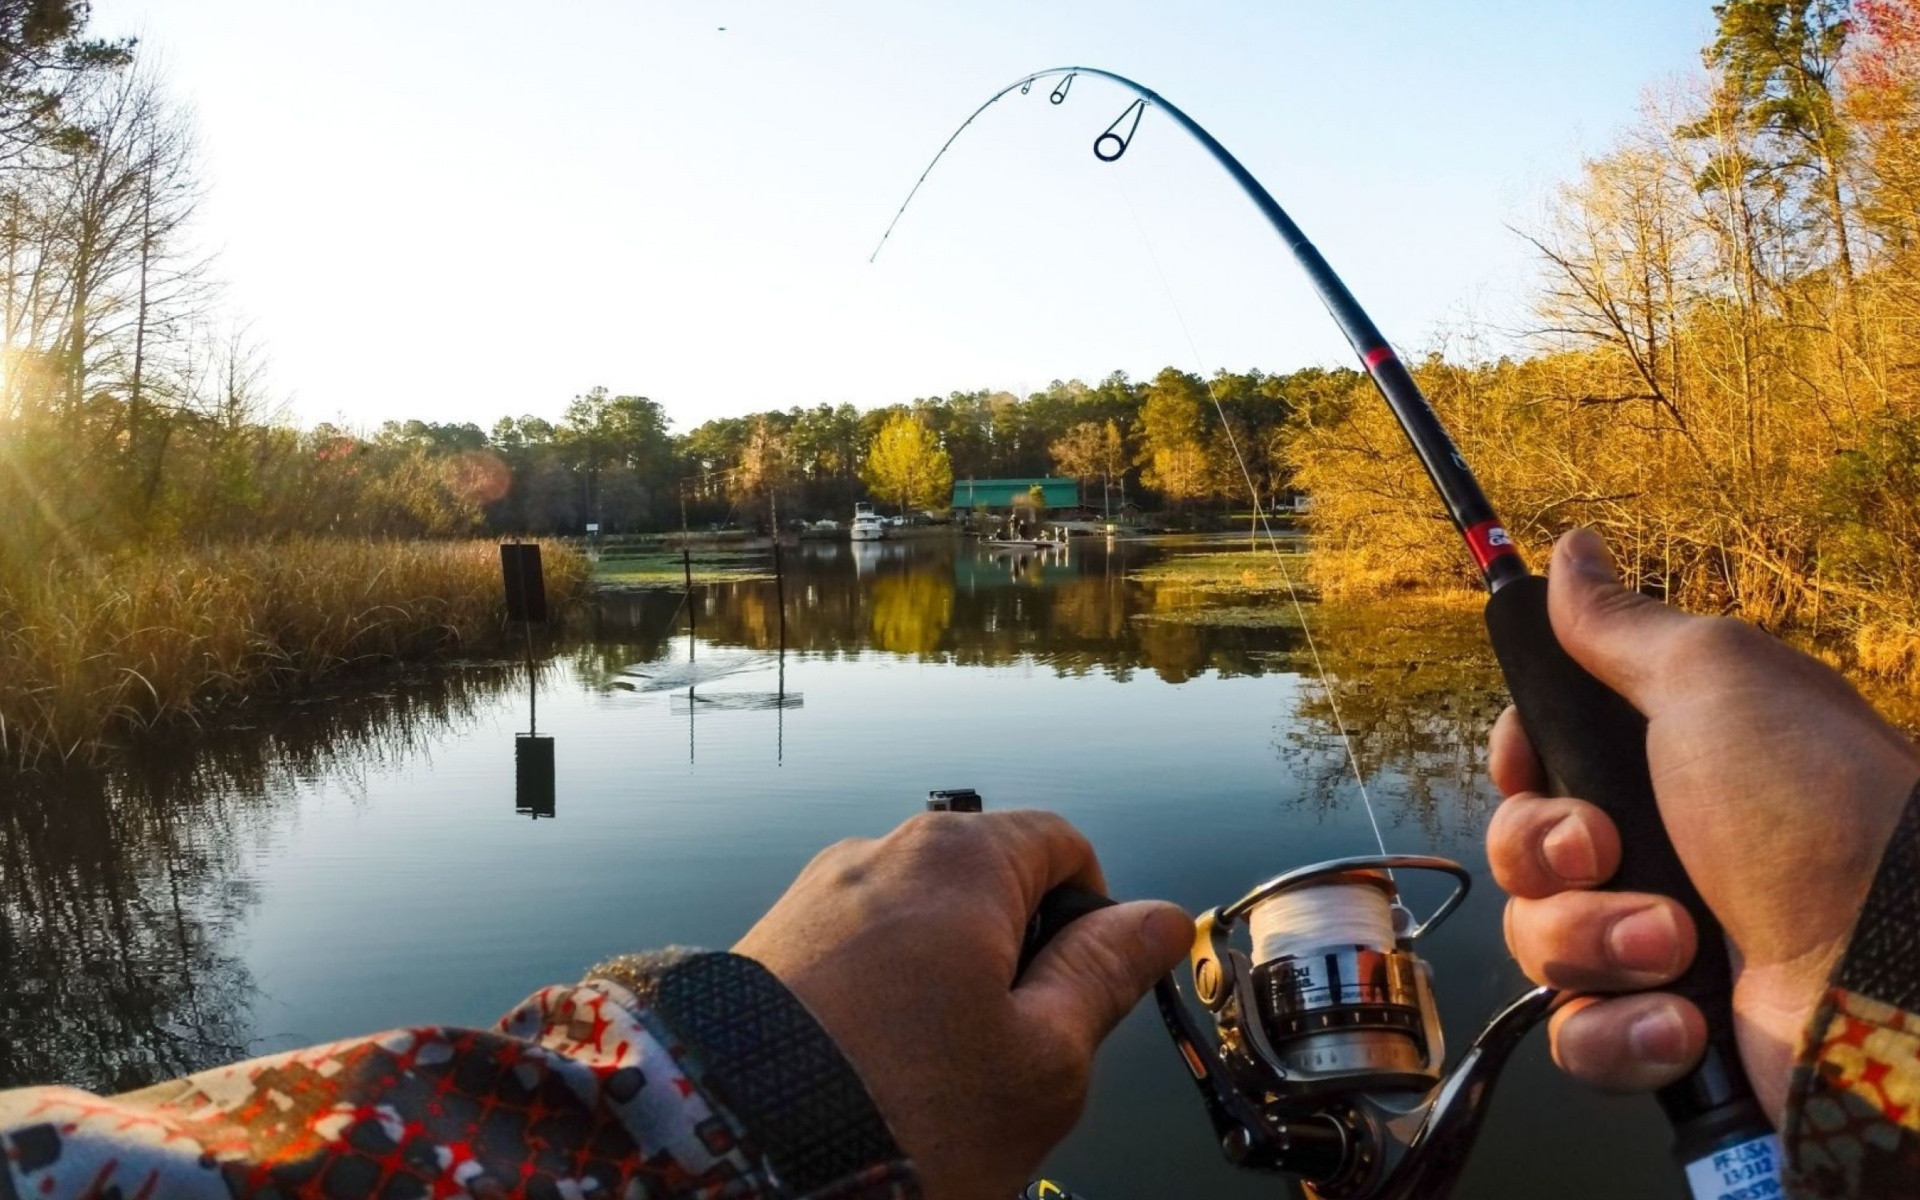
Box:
left=1290, top=77, right=1920, bottom=676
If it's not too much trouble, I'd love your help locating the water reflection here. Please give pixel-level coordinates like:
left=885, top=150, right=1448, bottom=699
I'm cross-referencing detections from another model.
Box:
left=1281, top=600, right=1509, bottom=839
left=0, top=539, right=1507, bottom=1124
left=584, top=539, right=1309, bottom=685
left=0, top=663, right=544, bottom=1091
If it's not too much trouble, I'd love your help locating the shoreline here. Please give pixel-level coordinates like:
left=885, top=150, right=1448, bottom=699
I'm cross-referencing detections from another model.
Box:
left=0, top=538, right=590, bottom=771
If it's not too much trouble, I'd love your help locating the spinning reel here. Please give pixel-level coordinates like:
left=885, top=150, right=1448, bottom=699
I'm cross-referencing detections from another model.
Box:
left=1154, top=855, right=1565, bottom=1200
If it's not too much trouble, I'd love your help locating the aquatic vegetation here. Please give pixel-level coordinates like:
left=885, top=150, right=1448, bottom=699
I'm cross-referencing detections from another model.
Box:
left=1128, top=605, right=1305, bottom=628
left=0, top=539, right=588, bottom=768
left=1125, top=550, right=1313, bottom=596
left=593, top=550, right=775, bottom=588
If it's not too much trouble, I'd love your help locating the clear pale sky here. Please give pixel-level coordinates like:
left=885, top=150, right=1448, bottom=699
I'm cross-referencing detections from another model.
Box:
left=89, top=1, right=1715, bottom=432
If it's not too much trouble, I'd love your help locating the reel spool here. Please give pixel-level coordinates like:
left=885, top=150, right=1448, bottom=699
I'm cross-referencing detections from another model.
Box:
left=1160, top=854, right=1564, bottom=1200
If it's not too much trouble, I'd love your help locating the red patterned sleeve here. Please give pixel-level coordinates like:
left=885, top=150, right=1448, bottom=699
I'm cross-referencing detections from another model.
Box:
left=1785, top=785, right=1920, bottom=1197
left=0, top=951, right=918, bottom=1200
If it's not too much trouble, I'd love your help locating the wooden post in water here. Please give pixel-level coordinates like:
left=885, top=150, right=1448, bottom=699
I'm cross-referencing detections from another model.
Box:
left=502, top=541, right=555, bottom=819
left=771, top=491, right=786, bottom=643
left=678, top=481, right=697, bottom=651
left=683, top=545, right=697, bottom=647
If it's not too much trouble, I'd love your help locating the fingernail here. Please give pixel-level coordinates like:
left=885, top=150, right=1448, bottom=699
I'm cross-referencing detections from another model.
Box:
left=1560, top=527, right=1618, bottom=583
left=1542, top=814, right=1600, bottom=884
left=1628, top=1006, right=1690, bottom=1068
left=1139, top=905, right=1195, bottom=961
left=1607, top=905, right=1681, bottom=976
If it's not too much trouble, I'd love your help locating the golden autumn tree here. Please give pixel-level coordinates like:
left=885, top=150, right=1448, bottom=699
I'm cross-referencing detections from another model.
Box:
left=861, top=412, right=952, bottom=516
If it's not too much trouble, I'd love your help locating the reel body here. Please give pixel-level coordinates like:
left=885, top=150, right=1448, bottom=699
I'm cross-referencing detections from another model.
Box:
left=1159, top=855, right=1563, bottom=1200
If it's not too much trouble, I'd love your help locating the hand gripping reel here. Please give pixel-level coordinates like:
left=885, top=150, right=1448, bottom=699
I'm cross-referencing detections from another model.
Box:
left=1155, top=854, right=1567, bottom=1199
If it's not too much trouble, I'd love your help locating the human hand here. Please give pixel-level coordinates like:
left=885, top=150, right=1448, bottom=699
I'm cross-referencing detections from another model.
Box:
left=733, top=810, right=1193, bottom=1200
left=1486, top=528, right=1920, bottom=1122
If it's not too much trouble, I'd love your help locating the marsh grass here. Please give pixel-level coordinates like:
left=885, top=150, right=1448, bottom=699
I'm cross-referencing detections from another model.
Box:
left=0, top=538, right=588, bottom=768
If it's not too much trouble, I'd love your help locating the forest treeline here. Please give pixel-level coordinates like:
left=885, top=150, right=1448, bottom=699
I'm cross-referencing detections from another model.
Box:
left=10, top=1, right=1920, bottom=678
left=1295, top=0, right=1920, bottom=677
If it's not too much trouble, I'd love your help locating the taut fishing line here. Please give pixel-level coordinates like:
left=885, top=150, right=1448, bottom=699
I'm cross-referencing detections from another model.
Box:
left=872, top=65, right=1782, bottom=1200
left=1105, top=162, right=1391, bottom=865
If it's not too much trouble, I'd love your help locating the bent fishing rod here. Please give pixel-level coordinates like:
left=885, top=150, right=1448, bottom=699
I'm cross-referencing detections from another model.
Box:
left=877, top=68, right=1781, bottom=1200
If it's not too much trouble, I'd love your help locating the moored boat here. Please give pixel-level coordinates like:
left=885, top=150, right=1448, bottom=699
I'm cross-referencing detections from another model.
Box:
left=849, top=502, right=887, bottom=542
left=979, top=532, right=1069, bottom=552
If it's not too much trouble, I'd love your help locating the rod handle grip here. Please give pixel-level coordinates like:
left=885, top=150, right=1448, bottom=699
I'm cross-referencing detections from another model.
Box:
left=1019, top=885, right=1117, bottom=975
left=1484, top=576, right=1756, bottom=1127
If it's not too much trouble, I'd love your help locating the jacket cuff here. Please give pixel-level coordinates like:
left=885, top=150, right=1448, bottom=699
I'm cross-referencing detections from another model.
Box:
left=1783, top=781, right=1920, bottom=1194
left=589, top=949, right=917, bottom=1199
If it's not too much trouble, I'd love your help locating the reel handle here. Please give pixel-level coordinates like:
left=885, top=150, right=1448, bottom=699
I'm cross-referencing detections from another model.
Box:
left=1483, top=578, right=1772, bottom=1158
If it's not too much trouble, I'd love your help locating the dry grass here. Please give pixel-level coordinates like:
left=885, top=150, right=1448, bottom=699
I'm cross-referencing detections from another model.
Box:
left=0, top=538, right=588, bottom=768
left=1850, top=621, right=1920, bottom=682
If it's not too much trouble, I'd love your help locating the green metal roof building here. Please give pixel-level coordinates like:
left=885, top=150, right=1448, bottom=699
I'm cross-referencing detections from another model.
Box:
left=950, top=477, right=1081, bottom=510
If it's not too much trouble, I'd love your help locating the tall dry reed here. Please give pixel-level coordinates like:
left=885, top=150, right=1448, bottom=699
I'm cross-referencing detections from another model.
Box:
left=0, top=539, right=588, bottom=768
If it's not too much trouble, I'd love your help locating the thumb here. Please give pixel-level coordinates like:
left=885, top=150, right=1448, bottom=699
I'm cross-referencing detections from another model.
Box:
left=1013, top=901, right=1192, bottom=1053
left=1548, top=527, right=1698, bottom=718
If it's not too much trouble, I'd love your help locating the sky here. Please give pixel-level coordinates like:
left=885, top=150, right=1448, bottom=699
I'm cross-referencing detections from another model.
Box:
left=87, top=1, right=1716, bottom=433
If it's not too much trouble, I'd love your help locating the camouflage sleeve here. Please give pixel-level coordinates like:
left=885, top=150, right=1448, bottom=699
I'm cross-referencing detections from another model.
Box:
left=1785, top=783, right=1920, bottom=1197
left=0, top=950, right=918, bottom=1200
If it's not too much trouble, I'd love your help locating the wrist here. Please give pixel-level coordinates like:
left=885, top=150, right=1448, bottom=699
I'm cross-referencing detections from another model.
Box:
left=589, top=950, right=919, bottom=1197
left=1779, top=779, right=1920, bottom=1188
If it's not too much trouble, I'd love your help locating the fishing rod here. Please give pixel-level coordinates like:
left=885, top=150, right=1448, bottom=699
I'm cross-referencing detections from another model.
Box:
left=877, top=67, right=1781, bottom=1200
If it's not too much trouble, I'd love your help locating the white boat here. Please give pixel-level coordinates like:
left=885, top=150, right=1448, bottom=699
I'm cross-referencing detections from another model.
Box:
left=849, top=502, right=887, bottom=542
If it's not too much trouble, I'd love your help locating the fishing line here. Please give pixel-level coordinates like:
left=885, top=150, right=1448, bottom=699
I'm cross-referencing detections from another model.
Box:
left=1108, top=164, right=1391, bottom=861
left=1248, top=878, right=1394, bottom=962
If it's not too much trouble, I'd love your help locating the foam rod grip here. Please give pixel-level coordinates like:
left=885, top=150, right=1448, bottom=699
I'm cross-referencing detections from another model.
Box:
left=1483, top=576, right=1733, bottom=1036
left=1018, top=885, right=1117, bottom=976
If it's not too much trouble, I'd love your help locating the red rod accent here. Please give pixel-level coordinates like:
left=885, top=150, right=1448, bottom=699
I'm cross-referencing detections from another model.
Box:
left=1464, top=519, right=1519, bottom=570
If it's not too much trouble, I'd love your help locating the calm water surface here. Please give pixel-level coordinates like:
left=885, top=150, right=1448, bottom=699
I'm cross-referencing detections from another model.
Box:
left=2, top=535, right=1682, bottom=1198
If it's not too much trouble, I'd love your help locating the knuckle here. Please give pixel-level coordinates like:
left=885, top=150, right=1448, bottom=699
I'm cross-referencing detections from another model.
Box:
left=1003, top=808, right=1087, bottom=851
left=811, top=838, right=874, bottom=887
left=908, top=810, right=975, bottom=838
left=1506, top=894, right=1591, bottom=983
left=894, top=811, right=976, bottom=852
left=1504, top=898, right=1554, bottom=982
left=1486, top=807, right=1538, bottom=892
left=1488, top=799, right=1591, bottom=897
left=1667, top=615, right=1758, bottom=675
left=1064, top=935, right=1133, bottom=1010
left=1563, top=576, right=1651, bottom=640
left=1549, top=995, right=1699, bottom=1093
left=1512, top=892, right=1688, bottom=991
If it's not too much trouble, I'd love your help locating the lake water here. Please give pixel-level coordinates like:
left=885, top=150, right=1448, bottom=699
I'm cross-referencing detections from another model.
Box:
left=1, top=534, right=1684, bottom=1198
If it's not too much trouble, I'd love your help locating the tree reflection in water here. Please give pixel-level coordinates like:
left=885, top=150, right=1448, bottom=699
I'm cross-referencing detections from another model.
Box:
left=581, top=539, right=1310, bottom=685
left=579, top=539, right=1504, bottom=836
left=1276, top=598, right=1509, bottom=839
left=0, top=662, right=538, bottom=1091
left=1, top=539, right=1507, bottom=1094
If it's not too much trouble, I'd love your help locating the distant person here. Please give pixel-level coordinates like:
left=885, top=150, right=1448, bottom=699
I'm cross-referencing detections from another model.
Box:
left=1, top=529, right=1915, bottom=1199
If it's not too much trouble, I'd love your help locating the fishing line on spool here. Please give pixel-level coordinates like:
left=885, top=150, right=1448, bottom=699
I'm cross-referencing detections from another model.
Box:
left=1248, top=878, right=1396, bottom=963
left=1106, top=163, right=1391, bottom=862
